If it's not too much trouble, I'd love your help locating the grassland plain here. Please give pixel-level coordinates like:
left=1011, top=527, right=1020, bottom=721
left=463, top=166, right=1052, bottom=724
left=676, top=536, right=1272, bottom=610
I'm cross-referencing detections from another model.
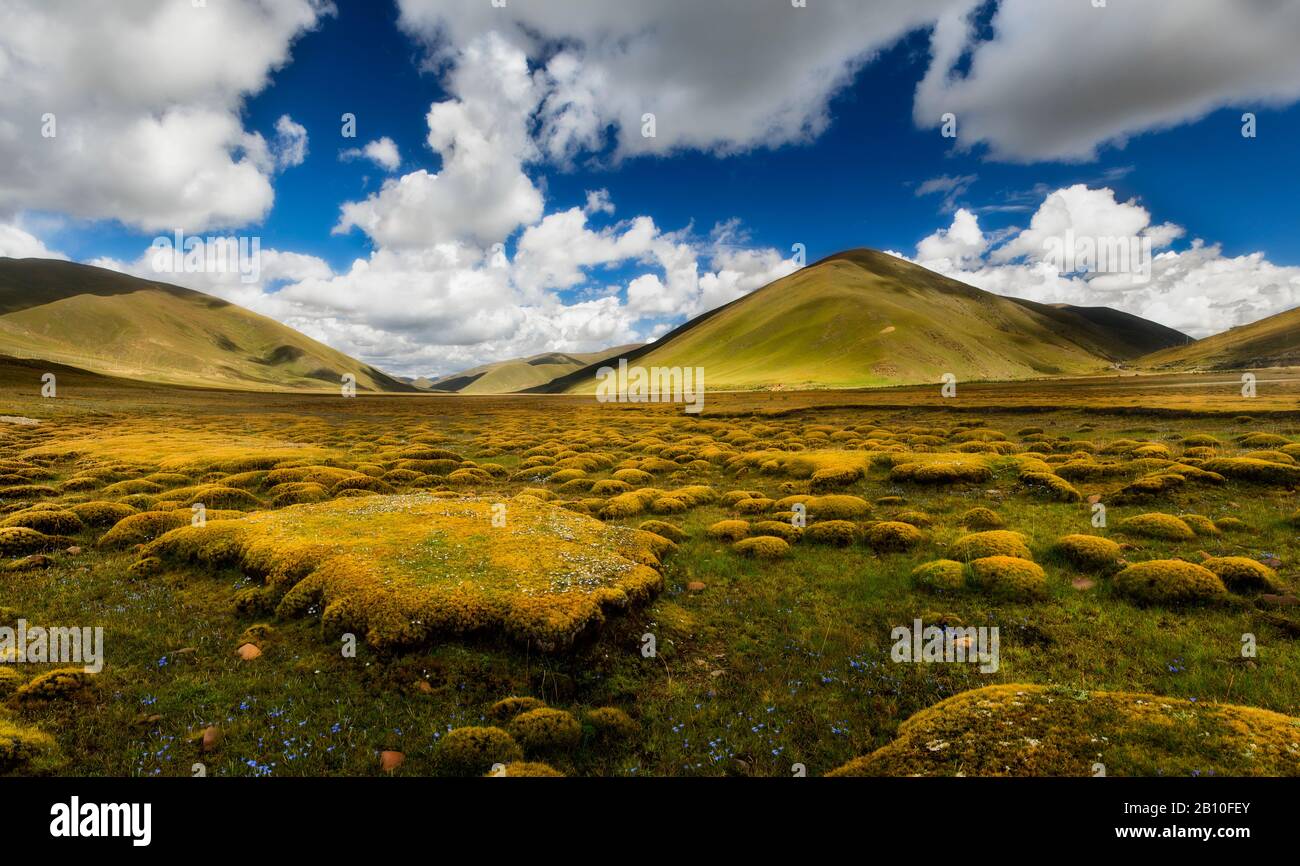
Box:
left=2, top=357, right=1300, bottom=777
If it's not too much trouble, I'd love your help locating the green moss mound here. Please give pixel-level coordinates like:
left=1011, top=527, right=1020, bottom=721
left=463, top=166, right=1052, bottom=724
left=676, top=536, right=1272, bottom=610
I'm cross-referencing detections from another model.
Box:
left=1201, top=458, right=1300, bottom=486
left=828, top=684, right=1300, bottom=777
left=805, top=495, right=872, bottom=521
left=1118, top=513, right=1196, bottom=541
left=804, top=520, right=860, bottom=546
left=1201, top=557, right=1285, bottom=594
left=11, top=667, right=94, bottom=703
left=706, top=519, right=749, bottom=542
left=433, top=726, right=523, bottom=776
left=1237, top=432, right=1290, bottom=448
left=97, top=511, right=190, bottom=548
left=1113, top=560, right=1227, bottom=605
left=949, top=530, right=1032, bottom=562
left=968, top=556, right=1048, bottom=601
left=892, top=510, right=933, bottom=528
left=584, top=707, right=640, bottom=742
left=809, top=465, right=864, bottom=492
left=957, top=507, right=1004, bottom=530
left=865, top=521, right=925, bottom=552
left=638, top=520, right=686, bottom=543
left=508, top=708, right=583, bottom=753
left=488, top=696, right=546, bottom=721
left=0, top=527, right=70, bottom=556
left=0, top=713, right=56, bottom=773
left=68, top=500, right=138, bottom=528
left=733, top=536, right=791, bottom=559
left=751, top=521, right=802, bottom=542
left=1053, top=534, right=1122, bottom=571
left=1019, top=471, right=1082, bottom=503
left=143, top=494, right=667, bottom=652
left=889, top=459, right=993, bottom=486
left=1215, top=516, right=1248, bottom=533
left=1180, top=514, right=1221, bottom=537
left=1, top=509, right=84, bottom=535
left=911, top=560, right=965, bottom=593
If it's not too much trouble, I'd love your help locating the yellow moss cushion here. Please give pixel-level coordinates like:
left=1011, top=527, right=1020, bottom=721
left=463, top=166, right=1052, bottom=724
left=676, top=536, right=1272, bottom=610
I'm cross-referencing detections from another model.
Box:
left=706, top=520, right=750, bottom=542
left=143, top=494, right=667, bottom=652
left=828, top=684, right=1300, bottom=776
left=1201, top=557, right=1285, bottom=594
left=949, top=530, right=1032, bottom=562
left=733, top=536, right=791, bottom=559
left=911, top=559, right=965, bottom=592
left=1117, top=513, right=1196, bottom=541
left=1113, top=559, right=1227, bottom=605
left=967, top=556, right=1048, bottom=601
left=0, top=712, right=56, bottom=773
left=865, top=521, right=925, bottom=552
left=433, top=726, right=523, bottom=776
left=508, top=708, right=583, bottom=753
left=1053, top=534, right=1122, bottom=571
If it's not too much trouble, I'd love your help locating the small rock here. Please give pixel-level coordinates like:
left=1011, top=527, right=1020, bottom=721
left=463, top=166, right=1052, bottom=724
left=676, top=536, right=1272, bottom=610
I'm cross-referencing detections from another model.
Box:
left=1087, top=494, right=1102, bottom=505
left=170, top=646, right=198, bottom=657
left=686, top=581, right=706, bottom=592
left=132, top=713, right=163, bottom=727
left=380, top=750, right=405, bottom=772
left=1260, top=594, right=1299, bottom=607
left=1071, top=577, right=1096, bottom=591
left=65, top=546, right=82, bottom=555
left=709, top=669, right=726, bottom=678
left=415, top=680, right=434, bottom=694
left=1262, top=557, right=1282, bottom=569
left=201, top=726, right=222, bottom=752
left=236, top=643, right=262, bottom=660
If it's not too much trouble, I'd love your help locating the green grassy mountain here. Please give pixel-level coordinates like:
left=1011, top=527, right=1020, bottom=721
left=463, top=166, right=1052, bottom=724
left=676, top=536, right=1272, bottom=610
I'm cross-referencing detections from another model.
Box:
left=0, top=258, right=412, bottom=392
left=424, top=346, right=643, bottom=394
left=540, top=249, right=1188, bottom=394
left=1138, top=306, right=1300, bottom=371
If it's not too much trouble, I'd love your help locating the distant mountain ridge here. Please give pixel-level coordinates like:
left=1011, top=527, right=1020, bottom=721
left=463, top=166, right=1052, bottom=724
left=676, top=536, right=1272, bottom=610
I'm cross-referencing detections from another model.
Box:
left=9, top=250, right=1284, bottom=398
left=532, top=249, right=1190, bottom=394
left=1138, top=306, right=1300, bottom=371
left=421, top=345, right=644, bottom=394
left=0, top=258, right=413, bottom=392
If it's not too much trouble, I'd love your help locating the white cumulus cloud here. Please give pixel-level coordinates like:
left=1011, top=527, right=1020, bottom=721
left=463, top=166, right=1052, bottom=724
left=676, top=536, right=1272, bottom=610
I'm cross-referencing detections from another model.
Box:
left=0, top=0, right=333, bottom=231
left=915, top=0, right=1300, bottom=162
left=340, top=136, right=401, bottom=172
left=910, top=186, right=1300, bottom=338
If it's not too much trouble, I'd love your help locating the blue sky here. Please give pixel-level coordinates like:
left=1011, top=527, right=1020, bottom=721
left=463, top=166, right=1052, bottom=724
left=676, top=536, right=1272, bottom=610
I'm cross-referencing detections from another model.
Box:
left=54, top=4, right=1300, bottom=271
left=4, top=0, right=1300, bottom=376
